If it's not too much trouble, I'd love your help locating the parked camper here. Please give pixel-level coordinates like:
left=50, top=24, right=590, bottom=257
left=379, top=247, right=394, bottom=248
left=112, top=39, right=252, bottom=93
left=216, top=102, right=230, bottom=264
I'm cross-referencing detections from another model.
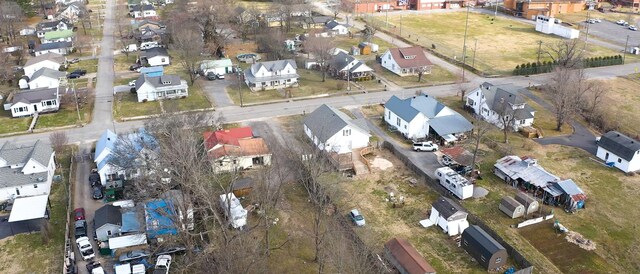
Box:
left=114, top=263, right=132, bottom=274
left=434, top=167, right=474, bottom=200
left=219, top=193, right=248, bottom=229
left=122, top=44, right=138, bottom=53
left=140, top=41, right=159, bottom=50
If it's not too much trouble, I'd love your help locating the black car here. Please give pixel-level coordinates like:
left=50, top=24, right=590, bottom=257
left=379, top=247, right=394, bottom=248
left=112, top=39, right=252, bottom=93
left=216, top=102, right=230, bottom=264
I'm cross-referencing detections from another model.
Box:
left=205, top=72, right=217, bottom=81
left=71, top=69, right=87, bottom=76
left=67, top=72, right=82, bottom=79
left=92, top=186, right=103, bottom=200
left=86, top=261, right=101, bottom=272
left=89, top=172, right=100, bottom=186
left=129, top=64, right=142, bottom=71
left=74, top=220, right=87, bottom=239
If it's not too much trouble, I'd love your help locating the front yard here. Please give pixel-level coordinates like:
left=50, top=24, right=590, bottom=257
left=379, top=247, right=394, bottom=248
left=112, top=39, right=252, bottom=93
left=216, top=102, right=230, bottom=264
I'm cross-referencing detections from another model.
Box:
left=369, top=62, right=458, bottom=87
left=113, top=83, right=211, bottom=120
left=68, top=58, right=99, bottom=74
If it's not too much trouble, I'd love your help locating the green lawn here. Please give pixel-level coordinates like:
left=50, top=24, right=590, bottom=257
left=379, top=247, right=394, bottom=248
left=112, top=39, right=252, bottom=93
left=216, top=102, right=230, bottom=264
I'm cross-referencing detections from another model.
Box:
left=114, top=54, right=138, bottom=72
left=37, top=108, right=85, bottom=128
left=369, top=12, right=627, bottom=75
left=0, top=147, right=71, bottom=273
left=113, top=92, right=162, bottom=120
left=162, top=83, right=212, bottom=112
left=524, top=98, right=573, bottom=137
left=0, top=112, right=31, bottom=135
left=369, top=62, right=457, bottom=87
left=69, top=58, right=99, bottom=74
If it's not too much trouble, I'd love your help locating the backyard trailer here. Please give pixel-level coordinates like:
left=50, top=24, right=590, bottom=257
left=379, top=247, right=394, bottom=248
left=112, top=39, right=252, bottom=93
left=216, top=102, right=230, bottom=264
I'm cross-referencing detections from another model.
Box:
left=461, top=225, right=508, bottom=271
left=219, top=193, right=247, bottom=229
left=434, top=167, right=474, bottom=200
left=498, top=196, right=525, bottom=219
left=384, top=238, right=436, bottom=274
left=514, top=192, right=539, bottom=215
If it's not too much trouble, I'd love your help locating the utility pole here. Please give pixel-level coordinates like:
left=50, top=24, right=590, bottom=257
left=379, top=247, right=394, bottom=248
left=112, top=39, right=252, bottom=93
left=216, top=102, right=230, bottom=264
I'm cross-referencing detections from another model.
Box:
left=385, top=0, right=389, bottom=28
left=494, top=0, right=499, bottom=21
left=237, top=66, right=243, bottom=107
left=536, top=40, right=542, bottom=73
left=346, top=57, right=351, bottom=91
left=400, top=15, right=403, bottom=36
left=461, top=4, right=470, bottom=81
left=72, top=81, right=81, bottom=123
left=623, top=35, right=629, bottom=64
left=472, top=38, right=478, bottom=67
left=584, top=11, right=590, bottom=51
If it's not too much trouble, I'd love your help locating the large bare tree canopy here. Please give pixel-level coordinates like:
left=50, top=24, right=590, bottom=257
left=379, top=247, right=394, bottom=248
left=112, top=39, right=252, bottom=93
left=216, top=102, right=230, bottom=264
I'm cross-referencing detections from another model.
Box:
left=545, top=40, right=584, bottom=69
left=303, top=35, right=335, bottom=82
left=547, top=68, right=588, bottom=131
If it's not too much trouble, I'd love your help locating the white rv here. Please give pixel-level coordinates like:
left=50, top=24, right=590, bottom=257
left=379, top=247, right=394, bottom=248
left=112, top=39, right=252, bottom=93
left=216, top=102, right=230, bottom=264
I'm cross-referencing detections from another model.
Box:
left=434, top=167, right=474, bottom=200
left=219, top=193, right=248, bottom=229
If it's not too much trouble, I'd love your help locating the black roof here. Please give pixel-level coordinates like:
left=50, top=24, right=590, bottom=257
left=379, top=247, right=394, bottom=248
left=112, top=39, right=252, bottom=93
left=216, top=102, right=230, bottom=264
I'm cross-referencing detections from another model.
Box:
left=94, top=205, right=122, bottom=229
left=462, top=225, right=505, bottom=256
left=432, top=196, right=465, bottom=219
left=598, top=131, right=640, bottom=161
left=232, top=177, right=253, bottom=190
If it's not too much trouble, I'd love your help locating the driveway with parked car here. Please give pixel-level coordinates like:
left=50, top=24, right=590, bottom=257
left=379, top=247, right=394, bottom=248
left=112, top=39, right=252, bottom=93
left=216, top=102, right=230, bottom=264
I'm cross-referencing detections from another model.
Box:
left=579, top=19, right=640, bottom=48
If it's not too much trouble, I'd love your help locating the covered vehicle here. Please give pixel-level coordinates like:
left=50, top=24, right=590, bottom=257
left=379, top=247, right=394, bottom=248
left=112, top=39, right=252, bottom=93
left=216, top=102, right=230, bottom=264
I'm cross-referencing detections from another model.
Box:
left=119, top=250, right=150, bottom=262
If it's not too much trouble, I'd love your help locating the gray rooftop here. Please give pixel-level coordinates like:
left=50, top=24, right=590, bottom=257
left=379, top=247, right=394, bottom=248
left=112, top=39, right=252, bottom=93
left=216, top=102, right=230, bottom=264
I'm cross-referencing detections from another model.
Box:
left=463, top=225, right=506, bottom=255
left=135, top=74, right=186, bottom=90
left=35, top=41, right=73, bottom=51
left=500, top=196, right=523, bottom=212
left=432, top=196, right=466, bottom=220
left=303, top=104, right=369, bottom=144
left=24, top=52, right=65, bottom=67
left=385, top=95, right=448, bottom=122
left=479, top=82, right=526, bottom=110
left=94, top=204, right=122, bottom=229
left=429, top=114, right=473, bottom=136
left=598, top=131, right=640, bottom=161
left=11, top=88, right=59, bottom=105
left=30, top=67, right=66, bottom=82
left=249, top=59, right=297, bottom=75
left=140, top=47, right=169, bottom=59
left=0, top=140, right=54, bottom=189
left=494, top=156, right=559, bottom=188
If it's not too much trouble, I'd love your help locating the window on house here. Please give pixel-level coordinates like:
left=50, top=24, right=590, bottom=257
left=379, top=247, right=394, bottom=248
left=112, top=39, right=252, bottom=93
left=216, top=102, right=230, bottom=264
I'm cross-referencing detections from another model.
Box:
left=396, top=118, right=400, bottom=127
left=16, top=188, right=20, bottom=195
left=496, top=257, right=502, bottom=264
left=343, top=129, right=351, bottom=136
left=618, top=158, right=622, bottom=163
left=387, top=54, right=390, bottom=60
left=34, top=184, right=38, bottom=188
left=388, top=111, right=391, bottom=119
left=605, top=152, right=609, bottom=160
left=107, top=231, right=112, bottom=236
left=404, top=125, right=407, bottom=129
left=520, top=120, right=525, bottom=125
left=161, top=58, right=166, bottom=62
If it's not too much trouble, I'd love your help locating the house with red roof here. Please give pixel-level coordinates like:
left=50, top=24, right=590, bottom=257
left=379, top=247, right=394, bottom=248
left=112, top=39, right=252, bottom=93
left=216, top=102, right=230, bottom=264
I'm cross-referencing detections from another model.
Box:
left=203, top=127, right=272, bottom=172
left=380, top=46, right=433, bottom=77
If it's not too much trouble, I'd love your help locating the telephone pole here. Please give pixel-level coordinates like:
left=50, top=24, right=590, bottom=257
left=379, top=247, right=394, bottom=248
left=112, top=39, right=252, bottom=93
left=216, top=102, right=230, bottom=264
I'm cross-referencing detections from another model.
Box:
left=72, top=81, right=81, bottom=123
left=584, top=11, right=590, bottom=51
left=461, top=5, right=470, bottom=81
left=623, top=35, right=630, bottom=64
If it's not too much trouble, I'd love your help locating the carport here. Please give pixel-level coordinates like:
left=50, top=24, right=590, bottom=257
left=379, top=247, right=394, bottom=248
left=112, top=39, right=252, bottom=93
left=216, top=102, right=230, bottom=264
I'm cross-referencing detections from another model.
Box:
left=0, top=195, right=50, bottom=239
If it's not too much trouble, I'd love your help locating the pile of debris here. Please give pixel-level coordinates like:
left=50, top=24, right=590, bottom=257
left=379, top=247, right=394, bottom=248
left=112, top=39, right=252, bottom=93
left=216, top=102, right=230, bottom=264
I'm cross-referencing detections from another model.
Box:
left=565, top=231, right=596, bottom=251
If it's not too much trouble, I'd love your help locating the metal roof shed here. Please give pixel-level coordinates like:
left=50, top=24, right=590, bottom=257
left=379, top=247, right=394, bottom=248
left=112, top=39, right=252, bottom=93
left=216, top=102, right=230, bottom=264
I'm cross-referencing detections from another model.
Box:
left=8, top=195, right=49, bottom=222
left=384, top=238, right=436, bottom=274
left=461, top=225, right=508, bottom=271
left=514, top=192, right=539, bottom=215
left=108, top=234, right=147, bottom=250
left=498, top=196, right=525, bottom=219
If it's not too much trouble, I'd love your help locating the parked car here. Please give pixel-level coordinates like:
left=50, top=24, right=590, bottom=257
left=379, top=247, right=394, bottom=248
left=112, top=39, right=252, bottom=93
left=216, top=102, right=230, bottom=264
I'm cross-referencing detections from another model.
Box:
left=412, top=141, right=438, bottom=152
left=205, top=72, right=217, bottom=81
left=89, top=171, right=100, bottom=186
left=349, top=209, right=365, bottom=227
left=73, top=208, right=85, bottom=221
left=86, top=262, right=102, bottom=273
left=593, top=18, right=602, bottom=23
left=92, top=186, right=103, bottom=200
left=129, top=64, right=142, bottom=71
left=71, top=69, right=87, bottom=76
left=215, top=73, right=225, bottom=79
left=586, top=19, right=596, bottom=24
left=441, top=154, right=455, bottom=166
left=153, top=255, right=172, bottom=274
left=157, top=246, right=187, bottom=256
left=75, top=236, right=95, bottom=260
left=630, top=25, right=638, bottom=31
left=67, top=72, right=82, bottom=79
left=68, top=58, right=80, bottom=64
left=617, top=19, right=627, bottom=25
left=119, top=250, right=150, bottom=262
left=74, top=220, right=87, bottom=239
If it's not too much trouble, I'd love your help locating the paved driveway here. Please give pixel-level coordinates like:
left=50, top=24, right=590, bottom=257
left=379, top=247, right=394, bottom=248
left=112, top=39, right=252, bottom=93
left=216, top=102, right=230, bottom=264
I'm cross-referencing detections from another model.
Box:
left=199, top=78, right=235, bottom=108
left=0, top=218, right=42, bottom=240
left=579, top=20, right=640, bottom=47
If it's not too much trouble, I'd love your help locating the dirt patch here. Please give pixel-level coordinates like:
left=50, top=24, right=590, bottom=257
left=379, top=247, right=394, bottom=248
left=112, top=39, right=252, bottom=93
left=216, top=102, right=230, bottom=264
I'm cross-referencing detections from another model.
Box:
left=371, top=156, right=393, bottom=171
left=565, top=231, right=596, bottom=251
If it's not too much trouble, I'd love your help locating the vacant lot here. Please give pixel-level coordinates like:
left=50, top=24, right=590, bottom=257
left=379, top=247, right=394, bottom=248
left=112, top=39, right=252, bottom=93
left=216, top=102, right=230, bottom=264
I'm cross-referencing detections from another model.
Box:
left=592, top=75, right=640, bottom=137
left=372, top=12, right=625, bottom=74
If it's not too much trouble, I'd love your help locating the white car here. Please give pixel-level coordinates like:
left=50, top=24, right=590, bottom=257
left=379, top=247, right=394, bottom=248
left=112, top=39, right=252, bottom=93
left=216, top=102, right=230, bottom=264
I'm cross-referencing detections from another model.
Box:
left=75, top=237, right=95, bottom=260
left=593, top=18, right=602, bottom=23
left=630, top=25, right=638, bottom=31
left=349, top=209, right=365, bottom=227
left=128, top=80, right=136, bottom=87
left=154, top=255, right=172, bottom=274
left=617, top=19, right=627, bottom=25
left=412, top=141, right=439, bottom=152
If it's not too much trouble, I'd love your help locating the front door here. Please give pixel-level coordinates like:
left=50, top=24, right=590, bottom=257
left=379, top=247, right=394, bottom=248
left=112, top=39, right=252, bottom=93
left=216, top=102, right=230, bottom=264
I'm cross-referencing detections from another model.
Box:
left=34, top=104, right=38, bottom=112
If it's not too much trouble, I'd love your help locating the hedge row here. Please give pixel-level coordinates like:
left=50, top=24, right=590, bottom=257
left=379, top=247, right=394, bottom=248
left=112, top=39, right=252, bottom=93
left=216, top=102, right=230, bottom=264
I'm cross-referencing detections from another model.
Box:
left=513, top=55, right=624, bottom=75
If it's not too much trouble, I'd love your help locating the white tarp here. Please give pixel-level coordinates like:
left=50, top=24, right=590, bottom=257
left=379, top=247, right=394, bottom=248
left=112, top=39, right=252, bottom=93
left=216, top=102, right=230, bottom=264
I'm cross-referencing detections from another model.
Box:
left=108, top=234, right=147, bottom=249
left=114, top=263, right=131, bottom=274
left=8, top=195, right=48, bottom=222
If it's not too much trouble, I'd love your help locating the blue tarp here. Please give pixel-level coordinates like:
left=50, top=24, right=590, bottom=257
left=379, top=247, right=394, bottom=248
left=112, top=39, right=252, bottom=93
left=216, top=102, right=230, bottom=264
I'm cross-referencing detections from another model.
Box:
left=145, top=200, right=178, bottom=239
left=121, top=211, right=142, bottom=233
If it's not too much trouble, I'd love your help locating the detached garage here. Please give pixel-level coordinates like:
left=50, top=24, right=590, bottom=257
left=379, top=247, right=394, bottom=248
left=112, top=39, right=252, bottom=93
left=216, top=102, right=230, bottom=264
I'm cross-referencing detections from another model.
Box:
left=461, top=225, right=508, bottom=271
left=428, top=196, right=469, bottom=236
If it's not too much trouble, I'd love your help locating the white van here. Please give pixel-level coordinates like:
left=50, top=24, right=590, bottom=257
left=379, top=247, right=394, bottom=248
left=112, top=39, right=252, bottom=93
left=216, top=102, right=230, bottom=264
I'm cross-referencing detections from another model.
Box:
left=139, top=41, right=159, bottom=50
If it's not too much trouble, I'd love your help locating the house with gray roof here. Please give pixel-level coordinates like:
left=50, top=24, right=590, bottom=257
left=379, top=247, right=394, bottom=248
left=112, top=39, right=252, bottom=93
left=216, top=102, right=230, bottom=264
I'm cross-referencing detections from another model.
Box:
left=94, top=204, right=122, bottom=241
left=0, top=140, right=55, bottom=202
left=134, top=74, right=188, bottom=102
left=466, top=82, right=536, bottom=131
left=384, top=94, right=473, bottom=141
left=428, top=196, right=469, bottom=236
left=23, top=52, right=66, bottom=78
left=36, top=19, right=73, bottom=38
left=324, top=20, right=349, bottom=35
left=328, top=52, right=373, bottom=81
left=303, top=104, right=370, bottom=154
left=138, top=47, right=170, bottom=67
left=596, top=131, right=640, bottom=173
left=34, top=41, right=74, bottom=56
left=28, top=67, right=65, bottom=89
left=244, top=59, right=299, bottom=91
left=3, top=87, right=60, bottom=117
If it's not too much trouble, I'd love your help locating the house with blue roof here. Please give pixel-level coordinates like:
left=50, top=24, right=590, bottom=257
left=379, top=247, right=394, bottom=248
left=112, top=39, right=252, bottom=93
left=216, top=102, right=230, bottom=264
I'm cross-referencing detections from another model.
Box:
left=145, top=199, right=178, bottom=240
left=384, top=94, right=473, bottom=142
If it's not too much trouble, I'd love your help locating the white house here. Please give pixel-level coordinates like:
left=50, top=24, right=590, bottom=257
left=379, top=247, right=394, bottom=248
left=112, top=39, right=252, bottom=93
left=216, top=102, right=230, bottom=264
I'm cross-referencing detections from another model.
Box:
left=303, top=104, right=371, bottom=154
left=428, top=197, right=469, bottom=236
left=139, top=48, right=170, bottom=67
left=199, top=59, right=233, bottom=75
left=20, top=27, right=36, bottom=36
left=203, top=127, right=272, bottom=172
left=28, top=68, right=65, bottom=89
left=329, top=52, right=374, bottom=81
left=0, top=141, right=55, bottom=202
left=42, top=29, right=74, bottom=44
left=94, top=129, right=122, bottom=185
left=244, top=59, right=299, bottom=91
left=134, top=74, right=188, bottom=102
left=23, top=52, right=66, bottom=78
left=4, top=87, right=60, bottom=117
left=34, top=42, right=74, bottom=56
left=381, top=46, right=433, bottom=77
left=57, top=3, right=86, bottom=22
left=596, top=131, right=640, bottom=173
left=131, top=4, right=157, bottom=18
left=36, top=19, right=73, bottom=38
left=465, top=82, right=536, bottom=131
left=384, top=95, right=473, bottom=141
left=325, top=20, right=349, bottom=35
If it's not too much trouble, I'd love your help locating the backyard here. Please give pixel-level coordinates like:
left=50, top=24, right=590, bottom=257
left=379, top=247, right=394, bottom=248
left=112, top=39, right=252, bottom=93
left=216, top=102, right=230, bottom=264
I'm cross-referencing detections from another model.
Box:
left=369, top=12, right=627, bottom=75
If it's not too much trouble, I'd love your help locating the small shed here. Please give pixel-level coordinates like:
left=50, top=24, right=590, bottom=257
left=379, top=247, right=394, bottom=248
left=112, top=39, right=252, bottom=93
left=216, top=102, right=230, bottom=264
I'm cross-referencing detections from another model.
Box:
left=514, top=192, right=539, bottom=215
left=461, top=225, right=508, bottom=271
left=384, top=238, right=436, bottom=274
left=428, top=196, right=469, bottom=236
left=358, top=42, right=371, bottom=55
left=350, top=46, right=360, bottom=56
left=547, top=179, right=587, bottom=210
left=232, top=177, right=254, bottom=198
left=499, top=196, right=524, bottom=219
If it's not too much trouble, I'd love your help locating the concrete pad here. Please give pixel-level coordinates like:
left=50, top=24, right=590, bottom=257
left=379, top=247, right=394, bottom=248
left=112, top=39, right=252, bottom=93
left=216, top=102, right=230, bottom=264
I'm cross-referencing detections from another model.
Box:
left=473, top=186, right=489, bottom=198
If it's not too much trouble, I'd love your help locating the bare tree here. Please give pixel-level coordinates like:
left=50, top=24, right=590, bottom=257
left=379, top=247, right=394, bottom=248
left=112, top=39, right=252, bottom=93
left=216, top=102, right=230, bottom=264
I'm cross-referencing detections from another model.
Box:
left=116, top=6, right=134, bottom=57
left=545, top=40, right=584, bottom=69
left=74, top=34, right=92, bottom=54
left=584, top=81, right=607, bottom=121
left=169, top=19, right=204, bottom=84
left=256, top=28, right=287, bottom=60
left=361, top=24, right=378, bottom=43
left=417, top=67, right=428, bottom=82
left=0, top=51, right=16, bottom=84
left=328, top=0, right=341, bottom=19
left=190, top=0, right=235, bottom=54
left=49, top=131, right=69, bottom=154
left=304, top=34, right=335, bottom=82
left=0, top=2, right=26, bottom=44
left=456, top=77, right=472, bottom=102
left=469, top=119, right=492, bottom=171
left=493, top=97, right=519, bottom=143
left=547, top=67, right=588, bottom=131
